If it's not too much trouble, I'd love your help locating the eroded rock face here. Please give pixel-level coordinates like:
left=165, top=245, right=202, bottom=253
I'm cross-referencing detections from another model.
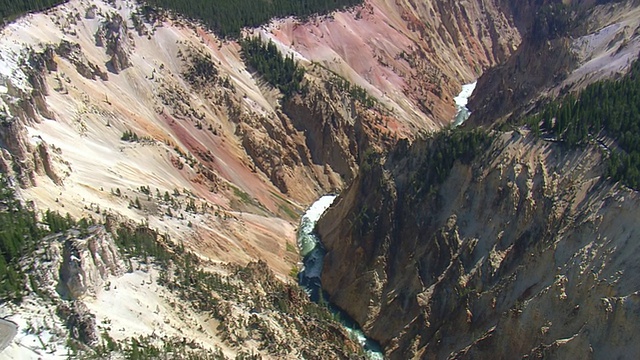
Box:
left=56, top=40, right=108, bottom=80
left=57, top=301, right=98, bottom=345
left=6, top=49, right=56, bottom=123
left=268, top=0, right=524, bottom=128
left=0, top=48, right=62, bottom=188
left=283, top=85, right=360, bottom=183
left=233, top=75, right=392, bottom=202
left=54, top=226, right=124, bottom=300
left=468, top=0, right=640, bottom=126
left=95, top=13, right=131, bottom=73
left=16, top=225, right=123, bottom=350
left=218, top=260, right=363, bottom=358
left=0, top=119, right=37, bottom=186
left=468, top=36, right=577, bottom=126
left=319, top=131, right=640, bottom=359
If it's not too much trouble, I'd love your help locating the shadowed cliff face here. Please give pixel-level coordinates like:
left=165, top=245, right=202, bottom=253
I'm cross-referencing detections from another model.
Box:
left=319, top=130, right=640, bottom=359
left=468, top=37, right=577, bottom=127
left=468, top=0, right=640, bottom=126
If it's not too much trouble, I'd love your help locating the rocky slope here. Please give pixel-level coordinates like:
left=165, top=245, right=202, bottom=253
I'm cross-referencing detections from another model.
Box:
left=5, top=0, right=636, bottom=358
left=319, top=128, right=640, bottom=359
left=469, top=0, right=640, bottom=126
left=0, top=0, right=390, bottom=355
left=0, top=0, right=371, bottom=277
left=1, top=224, right=362, bottom=359
left=317, top=0, right=640, bottom=358
left=264, top=0, right=521, bottom=130
left=0, top=0, right=528, bottom=357
left=0, top=0, right=529, bottom=282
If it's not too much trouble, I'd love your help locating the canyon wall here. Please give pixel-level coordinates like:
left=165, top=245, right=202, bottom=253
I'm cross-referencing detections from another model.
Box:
left=5, top=0, right=640, bottom=357
left=319, top=130, right=640, bottom=359
left=0, top=0, right=382, bottom=277
left=469, top=0, right=640, bottom=126
left=317, top=1, right=640, bottom=357
left=316, top=1, right=640, bottom=357
left=264, top=0, right=522, bottom=129
left=0, top=0, right=530, bottom=276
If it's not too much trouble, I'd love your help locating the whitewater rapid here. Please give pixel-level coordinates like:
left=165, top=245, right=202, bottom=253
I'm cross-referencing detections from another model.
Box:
left=297, top=195, right=336, bottom=258
left=453, top=81, right=477, bottom=126
left=297, top=195, right=384, bottom=360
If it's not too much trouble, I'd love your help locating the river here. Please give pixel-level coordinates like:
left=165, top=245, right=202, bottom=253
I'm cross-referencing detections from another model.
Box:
left=453, top=81, right=477, bottom=126
left=297, top=195, right=384, bottom=360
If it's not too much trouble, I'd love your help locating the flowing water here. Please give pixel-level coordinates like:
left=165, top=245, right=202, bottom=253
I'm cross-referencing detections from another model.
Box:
left=453, top=81, right=477, bottom=126
left=295, top=81, right=476, bottom=357
left=297, top=195, right=384, bottom=360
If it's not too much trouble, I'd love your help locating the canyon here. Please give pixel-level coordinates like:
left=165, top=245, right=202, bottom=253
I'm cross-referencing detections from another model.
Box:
left=320, top=129, right=640, bottom=358
left=318, top=1, right=640, bottom=358
left=0, top=0, right=638, bottom=358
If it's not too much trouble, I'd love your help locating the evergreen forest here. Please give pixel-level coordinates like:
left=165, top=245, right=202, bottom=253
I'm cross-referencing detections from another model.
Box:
left=240, top=37, right=305, bottom=97
left=0, top=176, right=78, bottom=302
left=379, top=128, right=494, bottom=200
left=2, top=0, right=362, bottom=37
left=0, top=0, right=66, bottom=24
left=413, top=129, right=494, bottom=195
left=0, top=177, right=41, bottom=302
left=143, top=0, right=363, bottom=38
left=527, top=57, right=640, bottom=189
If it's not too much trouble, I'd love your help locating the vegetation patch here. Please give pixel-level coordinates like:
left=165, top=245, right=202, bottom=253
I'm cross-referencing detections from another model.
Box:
left=141, top=0, right=363, bottom=38
left=0, top=176, right=85, bottom=303
left=0, top=0, right=66, bottom=25
left=240, top=37, right=305, bottom=97
left=278, top=203, right=298, bottom=220
left=93, top=332, right=228, bottom=360
left=179, top=46, right=234, bottom=91
left=329, top=73, right=377, bottom=108
left=109, top=222, right=361, bottom=358
left=121, top=129, right=140, bottom=142
left=525, top=57, right=640, bottom=189
left=408, top=128, right=494, bottom=197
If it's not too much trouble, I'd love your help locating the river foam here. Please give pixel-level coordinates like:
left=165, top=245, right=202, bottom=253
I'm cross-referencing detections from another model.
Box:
left=453, top=81, right=477, bottom=126
left=297, top=195, right=384, bottom=360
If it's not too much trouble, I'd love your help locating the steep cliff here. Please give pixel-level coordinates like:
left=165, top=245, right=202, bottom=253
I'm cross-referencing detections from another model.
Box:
left=0, top=0, right=527, bottom=279
left=317, top=3, right=640, bottom=357
left=264, top=0, right=523, bottom=129
left=0, top=48, right=60, bottom=188
left=469, top=0, right=640, bottom=126
left=0, top=0, right=378, bottom=277
left=319, top=129, right=640, bottom=359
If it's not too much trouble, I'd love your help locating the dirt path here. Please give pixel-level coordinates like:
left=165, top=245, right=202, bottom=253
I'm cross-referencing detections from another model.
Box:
left=0, top=318, right=17, bottom=353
